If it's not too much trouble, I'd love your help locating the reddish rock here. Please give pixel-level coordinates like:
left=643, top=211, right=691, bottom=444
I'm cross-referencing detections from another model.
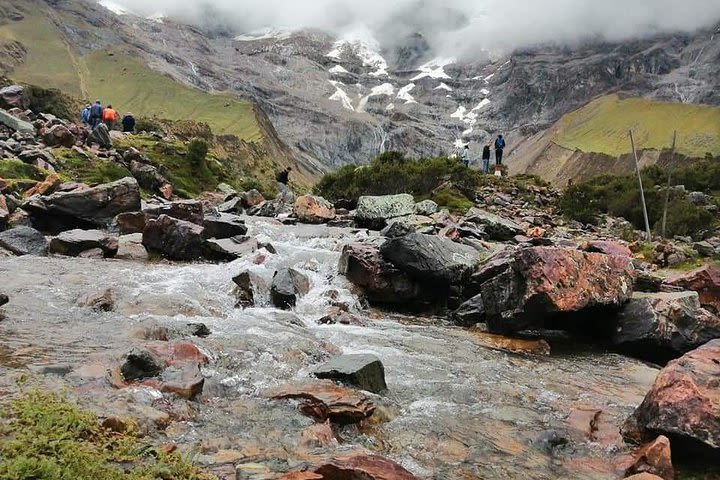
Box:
left=471, top=331, right=551, bottom=356
left=267, top=380, right=375, bottom=424
left=294, top=195, right=335, bottom=224
left=624, top=474, right=664, bottom=480
left=583, top=240, right=633, bottom=257
left=438, top=226, right=461, bottom=242
left=0, top=195, right=8, bottom=227
left=567, top=407, right=622, bottom=449
left=665, top=265, right=720, bottom=314
left=462, top=247, right=635, bottom=333
left=623, top=340, right=720, bottom=453
left=115, top=211, right=146, bottom=234
left=300, top=420, right=338, bottom=448
left=159, top=365, right=205, bottom=400
left=241, top=189, right=265, bottom=208
left=145, top=342, right=209, bottom=367
left=526, top=226, right=546, bottom=238
left=42, top=124, right=76, bottom=147
left=305, top=454, right=420, bottom=480
left=619, top=436, right=674, bottom=480
left=24, top=173, right=61, bottom=198
left=279, top=473, right=323, bottom=480
left=142, top=214, right=206, bottom=261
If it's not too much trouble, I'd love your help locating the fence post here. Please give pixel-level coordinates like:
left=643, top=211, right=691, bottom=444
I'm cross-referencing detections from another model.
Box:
left=629, top=130, right=652, bottom=241
left=660, top=131, right=677, bottom=238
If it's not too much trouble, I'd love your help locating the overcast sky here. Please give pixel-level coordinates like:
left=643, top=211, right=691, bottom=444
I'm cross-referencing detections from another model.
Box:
left=112, top=0, right=720, bottom=56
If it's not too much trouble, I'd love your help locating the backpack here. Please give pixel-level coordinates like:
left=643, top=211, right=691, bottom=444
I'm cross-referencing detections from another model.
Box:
left=495, top=137, right=505, bottom=149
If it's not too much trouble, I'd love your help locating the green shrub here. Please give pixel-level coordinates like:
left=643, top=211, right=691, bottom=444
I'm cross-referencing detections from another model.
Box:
left=187, top=138, right=208, bottom=167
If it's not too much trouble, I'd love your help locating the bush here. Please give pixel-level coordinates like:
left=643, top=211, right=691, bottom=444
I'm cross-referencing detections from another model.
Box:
left=187, top=138, right=208, bottom=167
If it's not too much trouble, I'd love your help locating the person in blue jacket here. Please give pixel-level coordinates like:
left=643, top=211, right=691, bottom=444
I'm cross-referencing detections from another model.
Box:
left=494, top=134, right=506, bottom=166
left=80, top=104, right=91, bottom=124
left=89, top=100, right=103, bottom=129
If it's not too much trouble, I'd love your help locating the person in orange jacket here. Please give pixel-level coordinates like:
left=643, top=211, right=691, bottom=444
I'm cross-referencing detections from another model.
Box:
left=102, top=104, right=118, bottom=129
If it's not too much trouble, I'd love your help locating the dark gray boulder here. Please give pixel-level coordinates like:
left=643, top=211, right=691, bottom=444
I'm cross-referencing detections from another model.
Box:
left=23, top=177, right=141, bottom=227
left=129, top=160, right=171, bottom=196
left=202, top=213, right=248, bottom=239
left=0, top=293, right=8, bottom=307
left=86, top=123, right=111, bottom=148
left=49, top=229, right=118, bottom=257
left=143, top=199, right=204, bottom=225
left=232, top=270, right=268, bottom=308
left=120, top=348, right=164, bottom=381
left=380, top=219, right=415, bottom=238
left=451, top=294, right=485, bottom=327
left=464, top=208, right=524, bottom=241
left=143, top=214, right=206, bottom=261
left=270, top=267, right=310, bottom=309
left=0, top=108, right=34, bottom=134
left=613, top=291, right=720, bottom=363
left=204, top=236, right=258, bottom=260
left=380, top=233, right=479, bottom=284
left=0, top=226, right=48, bottom=255
left=314, top=354, right=387, bottom=394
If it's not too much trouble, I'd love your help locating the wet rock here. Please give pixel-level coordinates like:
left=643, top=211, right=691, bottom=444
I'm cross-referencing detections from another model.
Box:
left=582, top=240, right=633, bottom=257
left=294, top=195, right=336, bottom=224
left=621, top=436, right=674, bottom=480
left=144, top=199, right=204, bottom=225
left=623, top=340, right=720, bottom=455
left=267, top=380, right=375, bottom=424
left=49, top=229, right=118, bottom=257
left=314, top=354, right=387, bottom=393
left=414, top=199, right=438, bottom=216
left=184, top=323, right=211, bottom=338
left=240, top=189, right=265, bottom=208
left=0, top=108, right=34, bottom=134
left=271, top=267, right=310, bottom=309
left=217, top=197, right=243, bottom=214
left=160, top=365, right=204, bottom=400
left=664, top=265, right=720, bottom=314
left=76, top=288, right=115, bottom=312
left=470, top=331, right=551, bottom=356
left=232, top=270, right=268, bottom=308
left=24, top=173, right=61, bottom=197
left=467, top=247, right=635, bottom=334
left=0, top=226, right=48, bottom=255
left=146, top=342, right=209, bottom=367
left=86, top=123, right=111, bottom=148
left=464, top=208, right=523, bottom=241
left=204, top=236, right=258, bottom=260
left=202, top=213, right=247, bottom=239
left=116, top=233, right=148, bottom=261
left=317, top=309, right=365, bottom=326
left=355, top=193, right=415, bottom=229
left=121, top=348, right=165, bottom=381
left=380, top=233, right=479, bottom=284
left=293, top=454, right=421, bottom=480
left=142, top=214, right=205, bottom=261
left=451, top=294, right=485, bottom=327
left=24, top=177, right=141, bottom=227
left=0, top=293, right=7, bottom=307
left=567, top=407, right=622, bottom=449
left=339, top=243, right=419, bottom=305
left=613, top=291, right=720, bottom=362
left=532, top=430, right=569, bottom=455
left=380, top=219, right=415, bottom=238
left=42, top=124, right=75, bottom=147
left=114, top=211, right=146, bottom=234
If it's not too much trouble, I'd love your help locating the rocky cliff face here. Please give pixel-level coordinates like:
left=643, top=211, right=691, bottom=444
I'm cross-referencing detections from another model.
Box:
left=1, top=0, right=718, bottom=178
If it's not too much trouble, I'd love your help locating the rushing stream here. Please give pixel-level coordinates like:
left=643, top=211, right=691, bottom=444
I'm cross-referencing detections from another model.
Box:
left=0, top=218, right=660, bottom=479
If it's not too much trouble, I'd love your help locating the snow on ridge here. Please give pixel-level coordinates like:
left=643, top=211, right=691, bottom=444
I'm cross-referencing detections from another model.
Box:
left=471, top=98, right=491, bottom=112
left=235, top=27, right=294, bottom=42
left=411, top=57, right=455, bottom=81
left=329, top=65, right=350, bottom=74
left=328, top=80, right=354, bottom=111
left=98, top=0, right=128, bottom=15
left=326, top=39, right=389, bottom=77
left=479, top=88, right=490, bottom=96
left=371, top=83, right=395, bottom=96
left=435, top=83, right=453, bottom=92
left=147, top=12, right=165, bottom=23
left=397, top=83, right=416, bottom=104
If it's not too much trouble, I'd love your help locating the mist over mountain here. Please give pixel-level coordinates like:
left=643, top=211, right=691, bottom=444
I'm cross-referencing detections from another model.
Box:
left=110, top=0, right=720, bottom=57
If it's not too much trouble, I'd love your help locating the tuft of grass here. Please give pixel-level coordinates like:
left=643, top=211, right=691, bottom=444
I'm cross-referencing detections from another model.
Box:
left=0, top=389, right=214, bottom=480
left=53, top=148, right=132, bottom=185
left=553, top=94, right=720, bottom=158
left=0, top=159, right=45, bottom=182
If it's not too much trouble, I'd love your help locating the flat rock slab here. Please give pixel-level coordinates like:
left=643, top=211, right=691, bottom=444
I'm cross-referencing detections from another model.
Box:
left=314, top=354, right=387, bottom=394
left=49, top=229, right=118, bottom=257
left=205, top=236, right=258, bottom=260
left=464, top=207, right=523, bottom=241
left=202, top=213, right=247, bottom=239
left=355, top=193, right=415, bottom=229
left=0, top=226, right=48, bottom=255
left=267, top=380, right=375, bottom=424
left=280, top=454, right=420, bottom=480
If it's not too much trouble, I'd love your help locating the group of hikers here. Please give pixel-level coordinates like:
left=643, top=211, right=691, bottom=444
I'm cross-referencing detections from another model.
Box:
left=460, top=134, right=506, bottom=174
left=80, top=100, right=136, bottom=133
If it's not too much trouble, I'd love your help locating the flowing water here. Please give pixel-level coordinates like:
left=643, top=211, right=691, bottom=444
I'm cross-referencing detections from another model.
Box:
left=0, top=218, right=660, bottom=479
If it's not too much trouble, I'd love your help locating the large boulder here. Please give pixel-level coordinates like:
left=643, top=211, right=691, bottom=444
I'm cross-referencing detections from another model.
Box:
left=267, top=380, right=375, bottom=424
left=281, top=454, right=420, bottom=480
left=464, top=208, right=523, bottom=241
left=142, top=214, right=205, bottom=261
left=380, top=233, right=479, bottom=284
left=339, top=243, right=419, bottom=305
left=49, top=229, right=118, bottom=257
left=114, top=211, right=146, bottom=234
left=355, top=193, right=415, bottom=229
left=314, top=354, right=387, bottom=394
left=23, top=177, right=141, bottom=227
left=144, top=200, right=204, bottom=225
left=270, top=267, right=310, bottom=309
left=613, top=292, right=720, bottom=362
left=86, top=123, right=111, bottom=148
left=202, top=213, right=247, bottom=239
left=42, top=124, right=75, bottom=148
left=462, top=247, right=635, bottom=333
left=414, top=199, right=439, bottom=216
left=0, top=226, right=48, bottom=255
left=128, top=160, right=172, bottom=198
left=115, top=233, right=148, bottom=261
left=204, top=236, right=258, bottom=261
left=623, top=340, right=720, bottom=455
left=294, top=195, right=336, bottom=224
left=240, top=189, right=265, bottom=208
left=0, top=293, right=8, bottom=307
left=664, top=265, right=720, bottom=314
left=232, top=270, right=268, bottom=308
left=0, top=108, right=34, bottom=134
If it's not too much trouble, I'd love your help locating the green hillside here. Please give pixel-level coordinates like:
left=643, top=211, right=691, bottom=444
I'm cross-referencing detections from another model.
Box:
left=552, top=94, right=720, bottom=157
left=0, top=12, right=261, bottom=142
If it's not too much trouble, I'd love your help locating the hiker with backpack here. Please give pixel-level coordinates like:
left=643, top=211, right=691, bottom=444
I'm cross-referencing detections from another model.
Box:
left=81, top=104, right=91, bottom=125
left=494, top=134, right=506, bottom=166
left=122, top=112, right=136, bottom=133
left=102, top=104, right=118, bottom=130
left=89, top=100, right=103, bottom=129
left=460, top=144, right=470, bottom=167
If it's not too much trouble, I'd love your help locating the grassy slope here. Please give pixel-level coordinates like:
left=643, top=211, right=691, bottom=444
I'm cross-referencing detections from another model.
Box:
left=553, top=94, right=720, bottom=157
left=0, top=12, right=261, bottom=142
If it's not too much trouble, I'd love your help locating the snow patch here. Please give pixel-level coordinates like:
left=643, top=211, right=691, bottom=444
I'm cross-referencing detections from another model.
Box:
left=462, top=127, right=474, bottom=136
left=479, top=88, right=490, bottom=96
left=397, top=83, right=416, bottom=104
left=434, top=83, right=453, bottom=92
left=471, top=98, right=491, bottom=111
left=326, top=37, right=388, bottom=77
left=98, top=0, right=128, bottom=15
left=411, top=57, right=455, bottom=81
left=483, top=73, right=495, bottom=83
left=146, top=12, right=165, bottom=23
left=328, top=80, right=354, bottom=111
left=329, top=65, right=350, bottom=74
left=235, top=27, right=293, bottom=42
left=371, top=83, right=395, bottom=96
left=450, top=106, right=467, bottom=120
left=386, top=103, right=395, bottom=111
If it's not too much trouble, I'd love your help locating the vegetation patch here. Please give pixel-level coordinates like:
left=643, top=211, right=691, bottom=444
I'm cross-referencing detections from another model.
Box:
left=0, top=389, right=214, bottom=480
left=53, top=148, right=132, bottom=185
left=0, top=158, right=44, bottom=182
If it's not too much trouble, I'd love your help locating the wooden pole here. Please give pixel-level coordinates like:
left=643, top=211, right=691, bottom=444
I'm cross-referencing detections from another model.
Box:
left=629, top=130, right=652, bottom=241
left=661, top=131, right=677, bottom=238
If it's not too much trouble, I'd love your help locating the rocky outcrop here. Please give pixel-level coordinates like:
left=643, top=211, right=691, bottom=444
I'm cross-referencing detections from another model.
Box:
left=270, top=267, right=310, bottom=309
left=464, top=208, right=524, bottom=241
left=281, top=454, right=420, bottom=480
left=0, top=108, right=34, bottom=134
left=267, top=380, right=375, bottom=424
left=86, top=123, right=111, bottom=148
left=128, top=160, right=172, bottom=198
left=42, top=124, right=75, bottom=147
left=0, top=226, right=48, bottom=255
left=620, top=436, right=674, bottom=480
left=314, top=354, right=387, bottom=394
left=458, top=247, right=635, bottom=333
left=664, top=265, right=720, bottom=314
left=339, top=243, right=419, bottom=305
left=142, top=214, right=205, bottom=261
left=582, top=240, right=633, bottom=258
left=23, top=177, right=141, bottom=227
left=49, top=229, right=118, bottom=257
left=144, top=200, right=204, bottom=226
left=623, top=340, right=720, bottom=455
left=355, top=194, right=415, bottom=229
left=202, top=213, right=247, bottom=239
left=380, top=233, right=479, bottom=284
left=613, top=292, right=720, bottom=362
left=293, top=195, right=335, bottom=224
